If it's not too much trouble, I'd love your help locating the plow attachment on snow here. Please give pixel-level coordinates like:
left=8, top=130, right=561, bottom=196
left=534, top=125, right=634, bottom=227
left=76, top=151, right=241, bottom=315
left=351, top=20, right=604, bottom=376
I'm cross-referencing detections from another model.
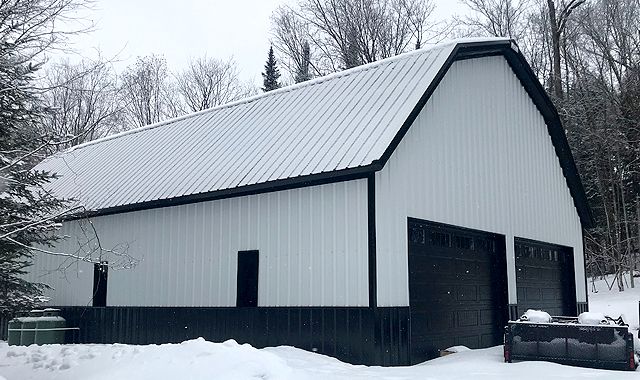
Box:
left=504, top=317, right=636, bottom=371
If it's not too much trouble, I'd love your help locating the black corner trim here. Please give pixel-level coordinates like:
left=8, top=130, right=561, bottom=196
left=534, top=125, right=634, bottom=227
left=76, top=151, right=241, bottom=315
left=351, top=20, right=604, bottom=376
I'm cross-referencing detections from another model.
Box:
left=374, top=40, right=593, bottom=229
left=582, top=230, right=589, bottom=307
left=367, top=173, right=377, bottom=308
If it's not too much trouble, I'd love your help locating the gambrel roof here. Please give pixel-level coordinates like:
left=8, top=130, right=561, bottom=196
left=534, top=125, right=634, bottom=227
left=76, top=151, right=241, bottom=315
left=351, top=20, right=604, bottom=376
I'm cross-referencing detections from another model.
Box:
left=35, top=38, right=593, bottom=227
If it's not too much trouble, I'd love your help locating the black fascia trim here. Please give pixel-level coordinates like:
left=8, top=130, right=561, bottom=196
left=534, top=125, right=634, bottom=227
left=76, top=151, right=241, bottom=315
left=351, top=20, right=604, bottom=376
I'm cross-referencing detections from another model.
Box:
left=501, top=48, right=594, bottom=228
left=367, top=173, right=377, bottom=308
left=582, top=229, right=589, bottom=307
left=374, top=40, right=593, bottom=229
left=61, top=164, right=379, bottom=221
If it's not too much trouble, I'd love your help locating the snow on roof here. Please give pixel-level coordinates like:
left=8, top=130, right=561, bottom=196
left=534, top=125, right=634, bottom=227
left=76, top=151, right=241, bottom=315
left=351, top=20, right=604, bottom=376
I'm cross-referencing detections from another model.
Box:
left=36, top=38, right=511, bottom=212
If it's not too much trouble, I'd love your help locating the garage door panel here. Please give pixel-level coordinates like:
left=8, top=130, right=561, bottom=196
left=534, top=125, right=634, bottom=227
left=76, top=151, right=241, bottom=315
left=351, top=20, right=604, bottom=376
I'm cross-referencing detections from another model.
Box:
left=541, top=288, right=558, bottom=300
left=456, top=260, right=489, bottom=278
left=430, top=313, right=455, bottom=330
left=410, top=290, right=457, bottom=306
left=456, top=285, right=478, bottom=301
left=480, top=309, right=494, bottom=325
left=457, top=310, right=479, bottom=327
left=479, top=285, right=493, bottom=300
left=410, top=256, right=455, bottom=275
left=517, top=287, right=525, bottom=300
left=525, top=287, right=541, bottom=301
left=481, top=333, right=496, bottom=347
left=411, top=311, right=455, bottom=333
left=408, top=219, right=508, bottom=364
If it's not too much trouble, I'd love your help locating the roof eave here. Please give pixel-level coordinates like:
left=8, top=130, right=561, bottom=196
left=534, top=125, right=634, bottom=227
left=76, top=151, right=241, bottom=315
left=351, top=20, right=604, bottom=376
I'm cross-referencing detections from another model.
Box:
left=59, top=163, right=382, bottom=221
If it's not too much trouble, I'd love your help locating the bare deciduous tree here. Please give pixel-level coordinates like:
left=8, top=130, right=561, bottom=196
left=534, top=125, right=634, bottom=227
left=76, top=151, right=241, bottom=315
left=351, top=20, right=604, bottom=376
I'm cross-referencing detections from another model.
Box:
left=546, top=0, right=586, bottom=99
left=175, top=56, right=254, bottom=112
left=43, top=58, right=122, bottom=151
left=271, top=0, right=438, bottom=76
left=458, top=0, right=531, bottom=40
left=120, top=55, right=181, bottom=127
left=271, top=6, right=320, bottom=78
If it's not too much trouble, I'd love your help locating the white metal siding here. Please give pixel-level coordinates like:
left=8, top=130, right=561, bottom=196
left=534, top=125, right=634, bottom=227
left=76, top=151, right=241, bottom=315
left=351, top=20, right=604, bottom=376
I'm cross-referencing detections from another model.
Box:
left=28, top=179, right=369, bottom=307
left=26, top=221, right=95, bottom=306
left=375, top=56, right=586, bottom=307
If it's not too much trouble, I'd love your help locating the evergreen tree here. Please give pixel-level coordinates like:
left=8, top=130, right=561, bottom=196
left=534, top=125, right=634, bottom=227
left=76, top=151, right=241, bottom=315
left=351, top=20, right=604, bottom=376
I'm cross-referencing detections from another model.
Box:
left=262, top=46, right=281, bottom=92
left=294, top=41, right=312, bottom=83
left=0, top=42, right=68, bottom=315
left=0, top=0, right=95, bottom=316
left=344, top=27, right=362, bottom=69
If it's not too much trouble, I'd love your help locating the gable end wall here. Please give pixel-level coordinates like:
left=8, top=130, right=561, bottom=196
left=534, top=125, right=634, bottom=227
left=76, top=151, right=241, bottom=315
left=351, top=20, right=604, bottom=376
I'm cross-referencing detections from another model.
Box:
left=375, top=55, right=586, bottom=306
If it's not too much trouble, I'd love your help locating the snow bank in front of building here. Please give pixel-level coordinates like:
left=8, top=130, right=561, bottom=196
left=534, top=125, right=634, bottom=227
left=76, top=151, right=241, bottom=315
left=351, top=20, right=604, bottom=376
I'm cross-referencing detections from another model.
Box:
left=0, top=338, right=291, bottom=380
left=4, top=338, right=640, bottom=380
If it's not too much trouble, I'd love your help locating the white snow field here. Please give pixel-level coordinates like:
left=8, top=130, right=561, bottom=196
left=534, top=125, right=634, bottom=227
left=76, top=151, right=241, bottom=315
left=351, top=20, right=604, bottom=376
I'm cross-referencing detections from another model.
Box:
left=590, top=275, right=640, bottom=333
left=0, top=277, right=638, bottom=380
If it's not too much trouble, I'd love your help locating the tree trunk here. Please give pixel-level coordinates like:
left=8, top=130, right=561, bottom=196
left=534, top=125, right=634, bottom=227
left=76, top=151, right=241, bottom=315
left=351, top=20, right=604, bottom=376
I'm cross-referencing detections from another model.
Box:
left=622, top=182, right=634, bottom=288
left=546, top=0, right=564, bottom=100
left=636, top=195, right=640, bottom=278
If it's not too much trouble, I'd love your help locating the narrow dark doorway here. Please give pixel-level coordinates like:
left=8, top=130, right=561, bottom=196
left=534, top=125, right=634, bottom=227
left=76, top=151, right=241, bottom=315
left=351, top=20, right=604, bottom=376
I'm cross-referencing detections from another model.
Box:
left=237, top=250, right=259, bottom=307
left=92, top=261, right=108, bottom=307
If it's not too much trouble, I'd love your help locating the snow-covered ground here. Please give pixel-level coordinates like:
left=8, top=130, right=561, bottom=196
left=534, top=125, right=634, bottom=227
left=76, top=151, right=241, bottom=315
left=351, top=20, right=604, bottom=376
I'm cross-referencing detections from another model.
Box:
left=0, top=277, right=637, bottom=380
left=1, top=338, right=639, bottom=380
left=589, top=275, right=640, bottom=333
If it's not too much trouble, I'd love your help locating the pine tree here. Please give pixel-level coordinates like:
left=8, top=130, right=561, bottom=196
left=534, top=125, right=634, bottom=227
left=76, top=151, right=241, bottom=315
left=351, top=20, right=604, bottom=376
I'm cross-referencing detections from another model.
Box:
left=0, top=43, right=68, bottom=315
left=294, top=42, right=312, bottom=83
left=0, top=0, right=94, bottom=316
left=344, top=27, right=362, bottom=69
left=262, top=46, right=281, bottom=92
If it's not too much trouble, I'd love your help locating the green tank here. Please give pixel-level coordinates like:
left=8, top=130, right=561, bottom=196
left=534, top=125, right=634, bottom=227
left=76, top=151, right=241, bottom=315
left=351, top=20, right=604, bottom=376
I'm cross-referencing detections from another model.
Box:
left=34, top=308, right=66, bottom=344
left=7, top=315, right=24, bottom=346
left=19, top=310, right=43, bottom=346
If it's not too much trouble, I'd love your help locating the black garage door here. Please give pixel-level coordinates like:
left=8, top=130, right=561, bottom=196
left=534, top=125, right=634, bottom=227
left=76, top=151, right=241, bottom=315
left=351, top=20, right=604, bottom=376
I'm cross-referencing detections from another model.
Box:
left=515, top=238, right=577, bottom=317
left=407, top=219, right=508, bottom=363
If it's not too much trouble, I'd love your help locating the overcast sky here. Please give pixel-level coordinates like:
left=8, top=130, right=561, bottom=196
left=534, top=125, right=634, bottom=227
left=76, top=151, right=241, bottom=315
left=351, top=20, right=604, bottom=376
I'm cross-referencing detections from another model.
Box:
left=65, top=0, right=469, bottom=85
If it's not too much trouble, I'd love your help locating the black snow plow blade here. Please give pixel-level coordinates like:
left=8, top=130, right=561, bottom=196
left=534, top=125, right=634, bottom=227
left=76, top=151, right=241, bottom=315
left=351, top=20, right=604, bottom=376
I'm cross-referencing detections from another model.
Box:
left=504, top=317, right=636, bottom=371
